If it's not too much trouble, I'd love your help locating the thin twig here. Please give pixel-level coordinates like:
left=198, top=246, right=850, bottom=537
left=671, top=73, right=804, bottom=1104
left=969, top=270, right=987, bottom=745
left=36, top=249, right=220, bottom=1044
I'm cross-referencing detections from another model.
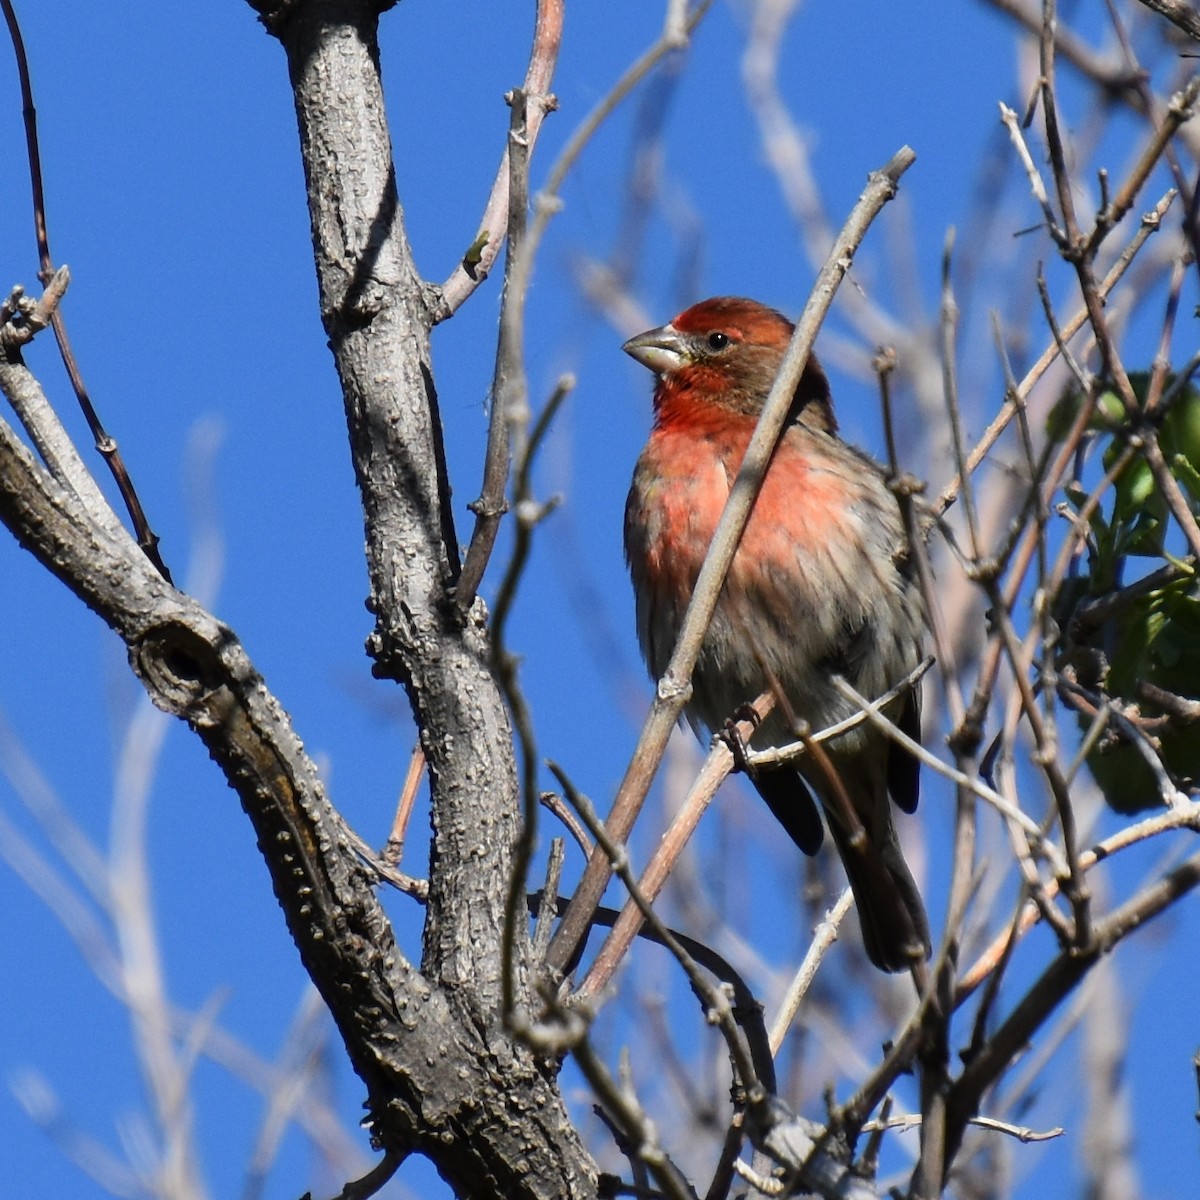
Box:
left=539, top=790, right=593, bottom=859
left=457, top=89, right=542, bottom=610
left=861, top=1111, right=1065, bottom=1143
left=999, top=102, right=1065, bottom=244
left=828, top=675, right=1066, bottom=874
left=1084, top=75, right=1200, bottom=258
left=548, top=762, right=765, bottom=1095
left=1, top=0, right=172, bottom=580
left=576, top=695, right=771, bottom=1000
left=380, top=743, right=425, bottom=868
left=936, top=187, right=1175, bottom=516
left=956, top=801, right=1200, bottom=1001
left=570, top=1036, right=699, bottom=1200
left=458, top=0, right=716, bottom=609
left=436, top=0, right=564, bottom=317
left=532, top=838, right=565, bottom=965
left=767, top=888, right=854, bottom=1056
left=944, top=851, right=1200, bottom=1162
left=326, top=1149, right=404, bottom=1200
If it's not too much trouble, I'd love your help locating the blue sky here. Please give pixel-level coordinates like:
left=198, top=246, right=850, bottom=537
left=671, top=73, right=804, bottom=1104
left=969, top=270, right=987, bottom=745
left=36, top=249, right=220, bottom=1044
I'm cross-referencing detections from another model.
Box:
left=1, top=2, right=1196, bottom=1198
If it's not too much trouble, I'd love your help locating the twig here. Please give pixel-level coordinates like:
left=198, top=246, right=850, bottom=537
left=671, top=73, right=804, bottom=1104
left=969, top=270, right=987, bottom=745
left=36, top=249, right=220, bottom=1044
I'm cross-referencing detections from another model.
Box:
left=936, top=187, right=1175, bottom=516
left=944, top=850, right=1200, bottom=1163
left=593, top=1079, right=654, bottom=1198
left=1135, top=0, right=1200, bottom=42
left=767, top=888, right=854, bottom=1057
left=340, top=814, right=430, bottom=901
left=1066, top=555, right=1194, bottom=638
left=855, top=1094, right=891, bottom=1183
left=524, top=887, right=776, bottom=1088
left=965, top=876, right=1028, bottom=1062
left=576, top=695, right=771, bottom=1000
left=748, top=657, right=934, bottom=769
left=1037, top=6, right=1200, bottom=570
left=987, top=0, right=1146, bottom=109
left=829, top=675, right=1067, bottom=875
left=323, top=1149, right=404, bottom=1200
left=485, top=374, right=573, bottom=1022
left=490, top=374, right=574, bottom=646
left=956, top=797, right=1200, bottom=1000
left=539, top=790, right=594, bottom=859
left=458, top=0, right=716, bottom=607
left=942, top=226, right=981, bottom=564
left=1084, top=75, right=1200, bottom=258
left=703, top=1119, right=748, bottom=1200
left=1, top=0, right=172, bottom=580
left=999, top=102, right=1066, bottom=244
left=994, top=594, right=1094, bottom=950
left=380, top=743, right=425, bottom=867
left=548, top=761, right=766, bottom=1098
left=571, top=1037, right=698, bottom=1200
left=525, top=0, right=715, bottom=277
left=860, top=1111, right=1065, bottom=1143
left=436, top=0, right=563, bottom=317
left=1058, top=675, right=1184, bottom=809
left=532, top=840, right=565, bottom=974
left=1035, top=267, right=1090, bottom=395
left=457, top=88, right=543, bottom=610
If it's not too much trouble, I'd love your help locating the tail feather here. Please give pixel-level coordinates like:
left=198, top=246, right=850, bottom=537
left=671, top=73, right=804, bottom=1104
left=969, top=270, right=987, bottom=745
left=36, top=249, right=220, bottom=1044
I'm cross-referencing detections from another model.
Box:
left=750, top=761, right=930, bottom=972
left=886, top=691, right=922, bottom=815
left=751, top=766, right=825, bottom=855
left=826, top=805, right=930, bottom=973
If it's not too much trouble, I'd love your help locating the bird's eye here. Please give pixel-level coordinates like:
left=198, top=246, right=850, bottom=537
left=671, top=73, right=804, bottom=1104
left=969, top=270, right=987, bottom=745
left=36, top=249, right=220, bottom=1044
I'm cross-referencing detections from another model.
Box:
left=706, top=331, right=730, bottom=351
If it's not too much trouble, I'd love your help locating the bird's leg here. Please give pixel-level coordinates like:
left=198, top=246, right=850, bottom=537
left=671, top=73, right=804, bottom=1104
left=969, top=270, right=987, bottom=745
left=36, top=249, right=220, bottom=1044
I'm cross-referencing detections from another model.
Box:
left=718, top=704, right=763, bottom=777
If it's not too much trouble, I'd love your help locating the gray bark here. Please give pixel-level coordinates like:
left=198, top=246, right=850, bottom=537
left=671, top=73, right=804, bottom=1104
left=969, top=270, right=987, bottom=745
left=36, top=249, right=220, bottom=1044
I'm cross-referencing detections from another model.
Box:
left=0, top=0, right=598, bottom=1194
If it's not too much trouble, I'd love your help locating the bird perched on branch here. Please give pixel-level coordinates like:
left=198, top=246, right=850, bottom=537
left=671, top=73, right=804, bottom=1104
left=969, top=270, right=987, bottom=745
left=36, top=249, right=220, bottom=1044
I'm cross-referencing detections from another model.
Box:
left=623, top=296, right=930, bottom=973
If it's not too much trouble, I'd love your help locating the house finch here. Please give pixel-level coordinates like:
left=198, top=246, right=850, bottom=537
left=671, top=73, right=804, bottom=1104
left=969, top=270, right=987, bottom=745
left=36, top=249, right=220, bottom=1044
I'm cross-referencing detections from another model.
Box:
left=623, top=296, right=930, bottom=973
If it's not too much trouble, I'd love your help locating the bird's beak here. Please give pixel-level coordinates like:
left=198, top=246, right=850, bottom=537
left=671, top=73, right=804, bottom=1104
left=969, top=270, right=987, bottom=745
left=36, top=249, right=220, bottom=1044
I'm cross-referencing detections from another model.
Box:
left=622, top=322, right=687, bottom=376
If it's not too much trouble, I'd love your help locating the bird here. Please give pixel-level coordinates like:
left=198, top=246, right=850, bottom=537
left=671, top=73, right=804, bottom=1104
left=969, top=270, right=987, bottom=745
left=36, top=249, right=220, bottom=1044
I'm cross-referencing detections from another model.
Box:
left=622, top=296, right=931, bottom=973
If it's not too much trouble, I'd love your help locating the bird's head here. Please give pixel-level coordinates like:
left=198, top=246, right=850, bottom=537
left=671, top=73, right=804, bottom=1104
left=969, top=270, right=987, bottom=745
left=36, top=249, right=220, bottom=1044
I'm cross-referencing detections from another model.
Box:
left=623, top=296, right=836, bottom=433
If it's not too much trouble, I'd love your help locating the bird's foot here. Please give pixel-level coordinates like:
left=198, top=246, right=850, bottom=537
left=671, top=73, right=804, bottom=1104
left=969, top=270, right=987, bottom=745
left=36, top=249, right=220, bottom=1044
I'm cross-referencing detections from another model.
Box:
left=718, top=709, right=760, bottom=776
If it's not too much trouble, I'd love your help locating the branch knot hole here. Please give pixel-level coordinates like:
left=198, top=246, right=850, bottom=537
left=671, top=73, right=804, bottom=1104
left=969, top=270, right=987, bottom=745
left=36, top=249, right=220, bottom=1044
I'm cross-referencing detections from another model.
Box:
left=133, top=621, right=226, bottom=720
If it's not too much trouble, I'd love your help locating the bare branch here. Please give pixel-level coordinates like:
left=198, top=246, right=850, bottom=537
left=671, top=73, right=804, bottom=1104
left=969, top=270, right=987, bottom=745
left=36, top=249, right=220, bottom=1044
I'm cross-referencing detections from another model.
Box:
left=767, top=888, right=854, bottom=1056
left=946, top=851, right=1200, bottom=1164
left=435, top=0, right=564, bottom=318
left=1134, top=0, right=1200, bottom=41
left=1, top=0, right=173, bottom=579
left=576, top=695, right=770, bottom=1000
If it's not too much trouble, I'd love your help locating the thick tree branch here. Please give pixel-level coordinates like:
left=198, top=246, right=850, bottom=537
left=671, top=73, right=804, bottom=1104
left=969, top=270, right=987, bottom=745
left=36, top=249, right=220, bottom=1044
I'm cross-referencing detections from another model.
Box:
left=256, top=2, right=596, bottom=1193
left=268, top=0, right=520, bottom=1013
left=0, top=0, right=600, bottom=1193
left=0, top=395, right=598, bottom=1197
